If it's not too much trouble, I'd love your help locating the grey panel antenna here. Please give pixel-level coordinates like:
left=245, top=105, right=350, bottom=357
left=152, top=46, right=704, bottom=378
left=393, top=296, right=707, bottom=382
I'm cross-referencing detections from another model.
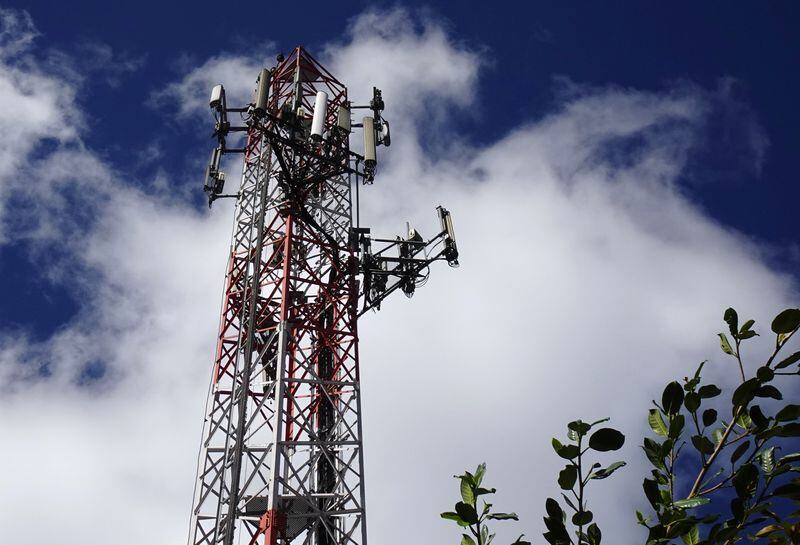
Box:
left=254, top=68, right=271, bottom=116
left=363, top=116, right=376, bottom=164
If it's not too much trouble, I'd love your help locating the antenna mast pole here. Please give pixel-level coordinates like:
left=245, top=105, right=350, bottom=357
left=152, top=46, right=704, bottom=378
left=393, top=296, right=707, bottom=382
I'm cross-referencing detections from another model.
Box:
left=188, top=47, right=458, bottom=545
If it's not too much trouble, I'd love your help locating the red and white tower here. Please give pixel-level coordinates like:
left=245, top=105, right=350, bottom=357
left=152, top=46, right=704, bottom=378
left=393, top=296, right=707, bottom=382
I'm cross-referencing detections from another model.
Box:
left=189, top=47, right=458, bottom=545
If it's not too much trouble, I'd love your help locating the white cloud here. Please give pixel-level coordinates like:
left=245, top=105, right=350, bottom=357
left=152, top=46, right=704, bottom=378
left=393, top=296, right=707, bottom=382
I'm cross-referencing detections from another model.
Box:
left=0, top=7, right=796, bottom=545
left=150, top=45, right=275, bottom=119
left=0, top=23, right=79, bottom=190
left=0, top=8, right=145, bottom=246
left=0, top=7, right=38, bottom=59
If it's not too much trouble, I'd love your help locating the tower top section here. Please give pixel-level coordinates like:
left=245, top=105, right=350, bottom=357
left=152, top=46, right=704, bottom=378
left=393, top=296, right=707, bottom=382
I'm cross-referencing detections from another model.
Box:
left=204, top=46, right=390, bottom=205
left=263, top=46, right=349, bottom=140
left=271, top=46, right=346, bottom=107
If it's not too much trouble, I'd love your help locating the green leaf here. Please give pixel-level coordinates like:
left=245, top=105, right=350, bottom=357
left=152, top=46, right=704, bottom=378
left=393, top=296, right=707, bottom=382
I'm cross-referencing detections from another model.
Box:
left=680, top=524, right=699, bottom=545
left=698, top=384, right=722, bottom=399
left=686, top=361, right=706, bottom=390
left=457, top=470, right=476, bottom=486
left=771, top=308, right=800, bottom=334
left=749, top=405, right=769, bottom=429
left=755, top=385, right=782, bottom=400
left=673, top=497, right=711, bottom=509
left=772, top=481, right=800, bottom=500
left=486, top=512, right=518, bottom=521
left=739, top=319, right=755, bottom=334
left=568, top=420, right=591, bottom=438
left=652, top=468, right=668, bottom=485
left=662, top=381, right=685, bottom=415
left=648, top=525, right=667, bottom=543
left=756, top=365, right=775, bottom=382
left=572, top=510, right=593, bottom=525
left=757, top=446, right=776, bottom=474
left=692, top=434, right=715, bottom=454
left=702, top=408, right=717, bottom=427
left=543, top=516, right=569, bottom=543
left=643, top=437, right=666, bottom=470
left=560, top=493, right=577, bottom=513
left=754, top=525, right=781, bottom=539
left=711, top=428, right=724, bottom=445
left=732, top=463, right=759, bottom=498
left=440, top=511, right=465, bottom=524
left=635, top=510, right=648, bottom=525
left=648, top=409, right=668, bottom=437
left=588, top=428, right=625, bottom=451
left=511, top=535, right=531, bottom=545
left=460, top=477, right=475, bottom=505
left=545, top=498, right=562, bottom=519
left=684, top=393, right=700, bottom=413
left=771, top=423, right=800, bottom=437
left=558, top=465, right=577, bottom=490
left=775, top=351, right=800, bottom=369
left=481, top=525, right=488, bottom=545
left=587, top=523, right=601, bottom=545
left=735, top=412, right=752, bottom=430
left=732, top=378, right=759, bottom=408
left=643, top=478, right=662, bottom=509
left=669, top=414, right=685, bottom=438
left=776, top=404, right=800, bottom=422
left=455, top=501, right=479, bottom=524
left=718, top=333, right=734, bottom=355
left=461, top=534, right=476, bottom=545
left=730, top=497, right=745, bottom=522
left=556, top=444, right=579, bottom=460
left=552, top=438, right=578, bottom=459
left=474, top=463, right=486, bottom=487
left=724, top=308, right=738, bottom=337
left=777, top=453, right=800, bottom=466
left=590, top=461, right=626, bottom=480
left=542, top=532, right=561, bottom=545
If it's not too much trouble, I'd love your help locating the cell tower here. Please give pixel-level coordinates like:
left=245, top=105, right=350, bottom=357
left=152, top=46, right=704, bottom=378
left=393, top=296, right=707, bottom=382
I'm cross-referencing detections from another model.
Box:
left=188, top=47, right=459, bottom=545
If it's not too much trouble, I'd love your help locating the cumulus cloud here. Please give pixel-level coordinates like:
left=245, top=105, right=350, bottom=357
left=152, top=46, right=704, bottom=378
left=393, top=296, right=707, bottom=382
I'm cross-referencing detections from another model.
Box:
left=0, top=8, right=145, bottom=247
left=0, top=11, right=78, bottom=180
left=150, top=45, right=275, bottom=119
left=0, top=6, right=795, bottom=545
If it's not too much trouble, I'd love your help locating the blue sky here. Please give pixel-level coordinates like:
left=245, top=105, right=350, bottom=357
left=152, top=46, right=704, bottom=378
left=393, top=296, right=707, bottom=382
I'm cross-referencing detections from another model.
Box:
left=0, top=3, right=798, bottom=545
left=3, top=1, right=798, bottom=338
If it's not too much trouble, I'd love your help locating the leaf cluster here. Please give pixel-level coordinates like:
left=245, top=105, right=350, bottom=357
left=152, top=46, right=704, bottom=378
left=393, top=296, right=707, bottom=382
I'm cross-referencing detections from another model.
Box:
left=638, top=307, right=800, bottom=545
left=545, top=418, right=626, bottom=545
left=441, top=463, right=530, bottom=545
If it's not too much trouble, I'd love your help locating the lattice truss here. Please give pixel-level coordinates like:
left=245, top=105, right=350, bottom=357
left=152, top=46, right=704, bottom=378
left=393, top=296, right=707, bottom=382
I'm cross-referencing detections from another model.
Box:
left=189, top=49, right=367, bottom=545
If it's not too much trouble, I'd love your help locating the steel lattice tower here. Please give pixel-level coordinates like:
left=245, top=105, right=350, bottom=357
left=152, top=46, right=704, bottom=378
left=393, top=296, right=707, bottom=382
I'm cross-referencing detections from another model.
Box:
left=189, top=47, right=459, bottom=545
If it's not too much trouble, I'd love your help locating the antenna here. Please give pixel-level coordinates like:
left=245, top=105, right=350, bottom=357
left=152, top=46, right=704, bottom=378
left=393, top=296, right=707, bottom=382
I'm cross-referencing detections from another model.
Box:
left=355, top=206, right=459, bottom=314
left=337, top=105, right=351, bottom=133
left=254, top=68, right=271, bottom=117
left=362, top=116, right=376, bottom=179
left=310, top=91, right=328, bottom=141
left=209, top=84, right=225, bottom=110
